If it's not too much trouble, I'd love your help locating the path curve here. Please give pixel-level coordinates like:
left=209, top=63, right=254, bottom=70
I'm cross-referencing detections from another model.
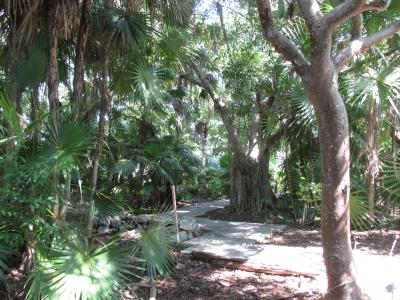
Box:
left=176, top=199, right=400, bottom=300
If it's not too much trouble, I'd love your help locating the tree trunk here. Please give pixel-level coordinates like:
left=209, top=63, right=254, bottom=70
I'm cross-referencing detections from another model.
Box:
left=88, top=53, right=110, bottom=235
left=71, top=0, right=90, bottom=118
left=47, top=1, right=61, bottom=220
left=62, top=173, right=71, bottom=222
left=30, top=84, right=41, bottom=145
left=230, top=149, right=276, bottom=216
left=216, top=1, right=231, bottom=54
left=187, top=62, right=276, bottom=216
left=365, top=101, right=379, bottom=219
left=11, top=70, right=22, bottom=115
left=305, top=75, right=364, bottom=299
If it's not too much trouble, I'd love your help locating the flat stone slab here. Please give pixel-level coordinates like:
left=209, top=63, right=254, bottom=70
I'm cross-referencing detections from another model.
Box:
left=175, top=198, right=230, bottom=218
left=182, top=219, right=286, bottom=259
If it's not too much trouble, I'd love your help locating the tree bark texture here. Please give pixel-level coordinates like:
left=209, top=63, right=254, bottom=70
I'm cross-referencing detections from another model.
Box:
left=186, top=63, right=277, bottom=216
left=305, top=76, right=362, bottom=299
left=47, top=1, right=61, bottom=220
left=365, top=102, right=379, bottom=218
left=30, top=84, right=41, bottom=145
left=255, top=1, right=400, bottom=298
left=71, top=0, right=90, bottom=118
left=88, top=52, right=110, bottom=235
left=230, top=149, right=276, bottom=216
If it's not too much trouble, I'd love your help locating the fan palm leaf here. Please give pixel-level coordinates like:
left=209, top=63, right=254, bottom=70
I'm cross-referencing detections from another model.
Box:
left=135, top=219, right=175, bottom=278
left=100, top=8, right=150, bottom=50
left=27, top=236, right=142, bottom=300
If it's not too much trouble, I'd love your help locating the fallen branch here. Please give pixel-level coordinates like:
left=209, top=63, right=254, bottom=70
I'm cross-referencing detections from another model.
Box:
left=191, top=251, right=318, bottom=278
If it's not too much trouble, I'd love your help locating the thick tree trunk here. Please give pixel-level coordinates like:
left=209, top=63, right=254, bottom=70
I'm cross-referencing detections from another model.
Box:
left=305, top=76, right=364, bottom=299
left=187, top=62, right=277, bottom=216
left=230, top=150, right=276, bottom=216
left=71, top=0, right=90, bottom=117
left=365, top=101, right=379, bottom=218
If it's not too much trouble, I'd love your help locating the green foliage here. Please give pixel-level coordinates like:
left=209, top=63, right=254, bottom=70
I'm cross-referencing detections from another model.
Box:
left=40, top=121, right=93, bottom=172
left=26, top=219, right=175, bottom=300
left=349, top=190, right=375, bottom=230
left=14, top=44, right=47, bottom=88
left=0, top=226, right=16, bottom=285
left=380, top=156, right=400, bottom=206
left=26, top=237, right=129, bottom=298
left=116, top=136, right=201, bottom=186
left=192, top=157, right=230, bottom=199
left=0, top=88, right=22, bottom=138
left=98, top=8, right=150, bottom=50
left=136, top=219, right=175, bottom=278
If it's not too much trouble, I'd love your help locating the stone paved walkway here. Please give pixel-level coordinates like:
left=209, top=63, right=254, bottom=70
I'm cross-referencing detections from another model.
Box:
left=177, top=199, right=400, bottom=300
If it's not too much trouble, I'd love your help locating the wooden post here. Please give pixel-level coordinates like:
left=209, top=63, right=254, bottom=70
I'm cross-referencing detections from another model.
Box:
left=171, top=185, right=180, bottom=244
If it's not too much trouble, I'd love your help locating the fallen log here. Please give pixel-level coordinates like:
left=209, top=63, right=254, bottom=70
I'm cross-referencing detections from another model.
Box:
left=190, top=251, right=318, bottom=278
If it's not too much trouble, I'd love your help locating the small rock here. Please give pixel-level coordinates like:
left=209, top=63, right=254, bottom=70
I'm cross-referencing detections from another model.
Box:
left=110, top=216, right=122, bottom=229
left=122, top=229, right=141, bottom=240
left=121, top=222, right=136, bottom=230
left=179, top=217, right=198, bottom=231
left=97, top=226, right=110, bottom=235
left=178, top=231, right=192, bottom=242
left=94, top=218, right=111, bottom=228
left=160, top=214, right=175, bottom=225
left=134, top=214, right=153, bottom=223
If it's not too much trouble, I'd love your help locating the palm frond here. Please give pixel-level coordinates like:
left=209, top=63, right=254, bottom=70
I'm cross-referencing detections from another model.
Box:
left=131, top=59, right=164, bottom=108
left=27, top=235, right=142, bottom=300
left=0, top=87, right=22, bottom=137
left=92, top=192, right=125, bottom=227
left=280, top=17, right=311, bottom=58
left=145, top=0, right=194, bottom=27
left=157, top=28, right=192, bottom=63
left=350, top=191, right=375, bottom=230
left=380, top=156, right=400, bottom=205
left=135, top=219, right=175, bottom=279
left=99, top=8, right=150, bottom=49
left=37, top=121, right=93, bottom=172
left=115, top=159, right=136, bottom=176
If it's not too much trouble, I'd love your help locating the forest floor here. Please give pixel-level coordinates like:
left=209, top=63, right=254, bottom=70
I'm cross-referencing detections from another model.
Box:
left=127, top=199, right=400, bottom=300
left=3, top=199, right=400, bottom=300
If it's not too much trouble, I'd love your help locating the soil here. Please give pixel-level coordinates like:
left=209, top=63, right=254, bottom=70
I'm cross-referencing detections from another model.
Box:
left=263, top=228, right=400, bottom=257
left=125, top=253, right=323, bottom=300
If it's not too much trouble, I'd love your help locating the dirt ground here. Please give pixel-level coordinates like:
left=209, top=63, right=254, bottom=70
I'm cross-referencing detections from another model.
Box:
left=127, top=253, right=323, bottom=300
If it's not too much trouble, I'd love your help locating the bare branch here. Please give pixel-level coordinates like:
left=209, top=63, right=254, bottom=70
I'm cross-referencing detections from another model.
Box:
left=325, top=0, right=391, bottom=29
left=351, top=14, right=364, bottom=39
left=297, top=0, right=323, bottom=28
left=247, top=110, right=260, bottom=156
left=180, top=72, right=203, bottom=87
left=256, top=0, right=310, bottom=78
left=334, top=20, right=400, bottom=71
left=185, top=60, right=244, bottom=155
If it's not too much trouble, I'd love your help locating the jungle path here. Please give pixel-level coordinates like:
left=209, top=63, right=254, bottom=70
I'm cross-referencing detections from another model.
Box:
left=172, top=199, right=400, bottom=300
